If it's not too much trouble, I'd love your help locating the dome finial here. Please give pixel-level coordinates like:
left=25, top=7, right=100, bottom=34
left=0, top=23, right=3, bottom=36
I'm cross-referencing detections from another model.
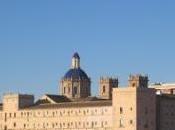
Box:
left=72, top=52, right=80, bottom=68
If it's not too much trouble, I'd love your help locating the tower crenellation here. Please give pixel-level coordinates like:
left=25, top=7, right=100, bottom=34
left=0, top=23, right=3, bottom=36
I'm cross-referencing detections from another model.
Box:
left=128, top=74, right=149, bottom=88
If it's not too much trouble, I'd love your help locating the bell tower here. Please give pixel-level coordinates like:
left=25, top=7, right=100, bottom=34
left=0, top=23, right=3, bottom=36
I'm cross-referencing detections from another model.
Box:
left=99, top=77, right=118, bottom=99
left=128, top=74, right=148, bottom=88
left=112, top=75, right=156, bottom=130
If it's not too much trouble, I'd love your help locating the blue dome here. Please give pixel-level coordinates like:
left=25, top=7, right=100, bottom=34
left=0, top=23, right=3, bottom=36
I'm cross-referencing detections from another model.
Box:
left=64, top=68, right=89, bottom=80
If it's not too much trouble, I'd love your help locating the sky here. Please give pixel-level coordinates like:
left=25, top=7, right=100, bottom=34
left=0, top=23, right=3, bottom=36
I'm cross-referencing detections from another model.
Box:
left=0, top=0, right=175, bottom=100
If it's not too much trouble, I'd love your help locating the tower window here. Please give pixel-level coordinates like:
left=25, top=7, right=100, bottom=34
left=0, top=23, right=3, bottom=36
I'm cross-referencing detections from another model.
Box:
left=63, top=87, right=66, bottom=94
left=103, top=86, right=106, bottom=93
left=68, top=87, right=70, bottom=93
left=74, top=87, right=77, bottom=94
left=132, top=83, right=136, bottom=87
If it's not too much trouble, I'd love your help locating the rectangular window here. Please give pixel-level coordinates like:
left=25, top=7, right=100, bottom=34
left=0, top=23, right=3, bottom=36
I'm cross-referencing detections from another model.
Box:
left=14, top=113, right=16, bottom=118
left=68, top=87, right=70, bottom=93
left=130, top=120, right=133, bottom=125
left=14, top=123, right=16, bottom=127
left=120, top=107, right=123, bottom=114
left=64, top=87, right=66, bottom=94
left=74, top=87, right=77, bottom=94
left=9, top=113, right=11, bottom=118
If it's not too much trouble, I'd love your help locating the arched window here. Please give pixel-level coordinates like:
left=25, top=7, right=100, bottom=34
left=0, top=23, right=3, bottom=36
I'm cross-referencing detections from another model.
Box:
left=14, top=122, right=16, bottom=127
left=63, top=87, right=66, bottom=94
left=74, top=87, right=77, bottom=94
left=120, top=107, right=123, bottom=114
left=103, top=86, right=106, bottom=93
left=92, top=122, right=94, bottom=128
left=68, top=87, right=70, bottom=93
left=4, top=125, right=7, bottom=130
left=132, top=83, right=136, bottom=87
left=14, top=113, right=16, bottom=118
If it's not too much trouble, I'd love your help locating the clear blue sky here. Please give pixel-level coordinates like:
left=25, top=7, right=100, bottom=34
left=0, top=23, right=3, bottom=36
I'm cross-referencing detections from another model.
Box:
left=0, top=0, right=175, bottom=99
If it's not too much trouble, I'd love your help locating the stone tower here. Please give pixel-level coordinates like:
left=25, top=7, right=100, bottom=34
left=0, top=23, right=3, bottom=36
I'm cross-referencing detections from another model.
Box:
left=99, top=77, right=118, bottom=99
left=128, top=74, right=148, bottom=88
left=113, top=75, right=156, bottom=130
left=60, top=52, right=91, bottom=99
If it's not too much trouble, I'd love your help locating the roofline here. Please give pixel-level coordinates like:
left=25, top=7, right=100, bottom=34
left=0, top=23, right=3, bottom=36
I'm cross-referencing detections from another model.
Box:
left=22, top=100, right=112, bottom=110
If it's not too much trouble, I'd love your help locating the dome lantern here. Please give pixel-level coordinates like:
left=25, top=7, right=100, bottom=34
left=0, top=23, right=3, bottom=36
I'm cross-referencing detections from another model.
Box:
left=72, top=52, right=80, bottom=69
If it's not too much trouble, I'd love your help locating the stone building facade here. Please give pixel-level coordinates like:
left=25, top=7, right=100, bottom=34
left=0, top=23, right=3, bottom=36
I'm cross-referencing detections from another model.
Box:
left=156, top=95, right=175, bottom=130
left=113, top=75, right=156, bottom=130
left=0, top=53, right=175, bottom=130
